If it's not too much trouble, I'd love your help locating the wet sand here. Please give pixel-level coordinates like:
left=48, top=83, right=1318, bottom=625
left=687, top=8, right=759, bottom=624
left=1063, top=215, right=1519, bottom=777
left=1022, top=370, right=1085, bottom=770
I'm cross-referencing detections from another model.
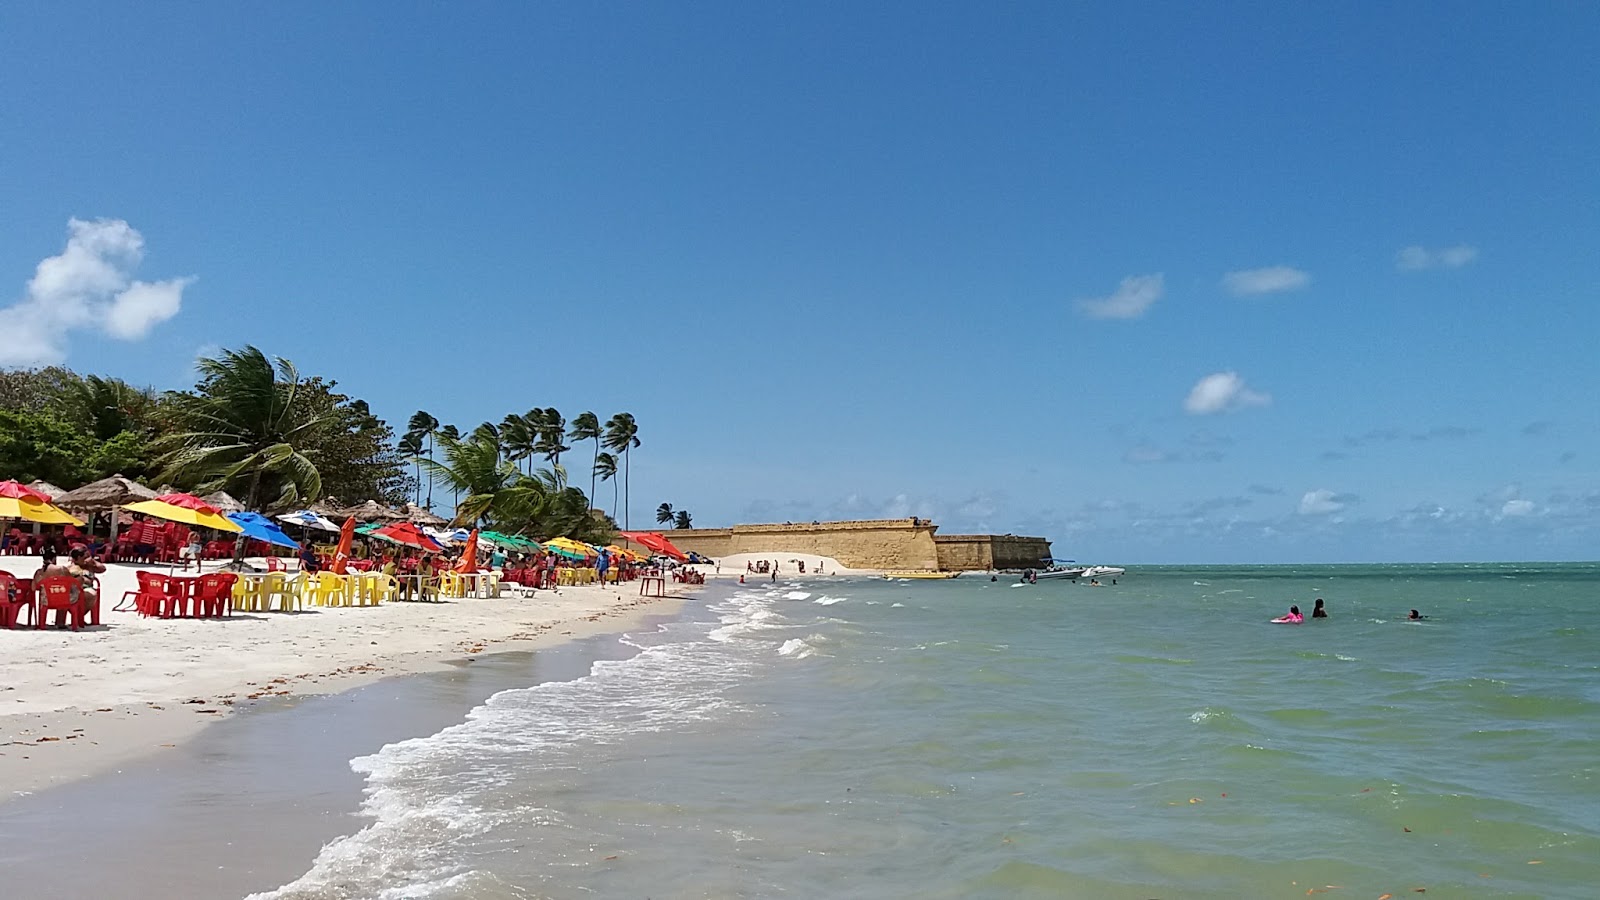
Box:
left=0, top=604, right=686, bottom=899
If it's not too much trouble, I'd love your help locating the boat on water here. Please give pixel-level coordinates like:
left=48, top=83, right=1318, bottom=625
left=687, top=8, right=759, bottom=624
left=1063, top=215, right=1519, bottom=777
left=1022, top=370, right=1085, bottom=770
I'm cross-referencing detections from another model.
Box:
left=1033, top=565, right=1086, bottom=580
left=883, top=571, right=962, bottom=580
left=1080, top=565, right=1125, bottom=579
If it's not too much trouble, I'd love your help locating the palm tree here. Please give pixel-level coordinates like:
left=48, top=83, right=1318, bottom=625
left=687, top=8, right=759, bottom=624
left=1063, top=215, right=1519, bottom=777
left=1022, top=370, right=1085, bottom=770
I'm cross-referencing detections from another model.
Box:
left=418, top=431, right=539, bottom=527
left=534, top=407, right=568, bottom=465
left=656, top=502, right=675, bottom=526
left=157, top=346, right=332, bottom=511
left=398, top=432, right=424, bottom=505
left=674, top=510, right=692, bottom=529
left=568, top=411, right=602, bottom=513
left=594, top=451, right=618, bottom=520
left=602, top=413, right=640, bottom=529
left=406, top=411, right=440, bottom=509
left=501, top=414, right=536, bottom=474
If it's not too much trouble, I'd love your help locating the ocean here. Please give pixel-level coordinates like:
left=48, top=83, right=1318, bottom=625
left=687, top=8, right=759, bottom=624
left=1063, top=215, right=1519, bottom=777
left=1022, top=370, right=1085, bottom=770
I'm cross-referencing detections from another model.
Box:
left=254, top=563, right=1600, bottom=899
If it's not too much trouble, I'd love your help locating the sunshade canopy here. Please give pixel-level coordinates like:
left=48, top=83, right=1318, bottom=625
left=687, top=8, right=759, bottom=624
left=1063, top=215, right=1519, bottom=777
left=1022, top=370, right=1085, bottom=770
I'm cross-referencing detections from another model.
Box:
left=227, top=512, right=302, bottom=550
left=0, top=480, right=85, bottom=525
left=372, top=521, right=444, bottom=551
left=618, top=531, right=688, bottom=560
left=124, top=493, right=244, bottom=533
left=545, top=536, right=597, bottom=557
left=278, top=510, right=341, bottom=532
left=55, top=475, right=158, bottom=512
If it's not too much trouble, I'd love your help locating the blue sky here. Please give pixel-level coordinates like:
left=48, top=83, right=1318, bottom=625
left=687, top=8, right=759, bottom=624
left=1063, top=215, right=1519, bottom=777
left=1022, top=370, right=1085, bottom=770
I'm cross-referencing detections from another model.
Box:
left=2, top=3, right=1597, bottom=563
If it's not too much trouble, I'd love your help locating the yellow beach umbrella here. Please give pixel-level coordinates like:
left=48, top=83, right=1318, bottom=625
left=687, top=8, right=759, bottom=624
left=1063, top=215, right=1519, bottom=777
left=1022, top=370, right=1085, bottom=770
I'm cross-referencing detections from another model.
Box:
left=605, top=545, right=643, bottom=562
left=0, top=480, right=85, bottom=525
left=123, top=493, right=243, bottom=533
left=545, top=536, right=596, bottom=557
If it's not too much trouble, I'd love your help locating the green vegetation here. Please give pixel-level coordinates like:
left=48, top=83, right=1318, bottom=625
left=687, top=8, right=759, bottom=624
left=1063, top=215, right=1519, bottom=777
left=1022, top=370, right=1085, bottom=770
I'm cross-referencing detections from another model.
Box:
left=0, top=348, right=657, bottom=546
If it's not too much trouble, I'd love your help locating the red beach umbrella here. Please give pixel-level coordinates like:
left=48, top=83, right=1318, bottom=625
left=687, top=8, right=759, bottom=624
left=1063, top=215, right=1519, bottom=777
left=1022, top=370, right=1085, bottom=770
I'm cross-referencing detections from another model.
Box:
left=453, top=530, right=480, bottom=573
left=619, top=530, right=688, bottom=561
left=373, top=521, right=445, bottom=552
left=330, top=516, right=356, bottom=573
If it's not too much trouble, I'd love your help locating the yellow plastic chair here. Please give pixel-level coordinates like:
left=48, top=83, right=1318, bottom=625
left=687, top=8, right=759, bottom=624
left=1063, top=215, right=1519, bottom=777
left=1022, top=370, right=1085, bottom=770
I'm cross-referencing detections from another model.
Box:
left=438, top=571, right=466, bottom=599
left=354, top=573, right=395, bottom=606
left=231, top=578, right=259, bottom=612
left=305, top=572, right=351, bottom=607
left=258, top=572, right=299, bottom=611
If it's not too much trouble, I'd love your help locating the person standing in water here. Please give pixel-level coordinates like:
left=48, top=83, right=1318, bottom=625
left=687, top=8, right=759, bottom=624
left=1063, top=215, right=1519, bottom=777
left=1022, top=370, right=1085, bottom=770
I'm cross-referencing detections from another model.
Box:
left=1312, top=598, right=1328, bottom=619
left=1408, top=609, right=1427, bottom=620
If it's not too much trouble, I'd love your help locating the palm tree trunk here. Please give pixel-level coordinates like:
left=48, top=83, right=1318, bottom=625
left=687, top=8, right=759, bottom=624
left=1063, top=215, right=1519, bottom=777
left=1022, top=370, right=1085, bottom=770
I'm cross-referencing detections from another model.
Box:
left=623, top=446, right=631, bottom=530
left=425, top=433, right=434, bottom=510
left=234, top=468, right=265, bottom=564
left=589, top=440, right=598, bottom=514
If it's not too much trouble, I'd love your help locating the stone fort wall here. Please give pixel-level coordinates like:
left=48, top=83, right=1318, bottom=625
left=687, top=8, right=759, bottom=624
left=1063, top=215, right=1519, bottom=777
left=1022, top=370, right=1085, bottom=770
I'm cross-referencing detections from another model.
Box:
left=631, top=519, right=1051, bottom=571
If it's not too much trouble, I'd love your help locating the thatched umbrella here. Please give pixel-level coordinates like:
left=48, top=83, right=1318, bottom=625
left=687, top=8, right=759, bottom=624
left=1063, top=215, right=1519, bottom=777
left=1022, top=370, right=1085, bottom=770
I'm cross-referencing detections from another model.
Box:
left=26, top=480, right=65, bottom=500
left=400, top=502, right=448, bottom=527
left=308, top=496, right=344, bottom=518
left=337, top=499, right=407, bottom=523
left=201, top=490, right=246, bottom=514
left=54, top=474, right=159, bottom=541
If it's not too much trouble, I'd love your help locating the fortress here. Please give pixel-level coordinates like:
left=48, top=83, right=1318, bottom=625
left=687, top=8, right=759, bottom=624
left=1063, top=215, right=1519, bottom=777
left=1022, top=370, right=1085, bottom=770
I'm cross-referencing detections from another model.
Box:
left=632, top=518, right=1053, bottom=572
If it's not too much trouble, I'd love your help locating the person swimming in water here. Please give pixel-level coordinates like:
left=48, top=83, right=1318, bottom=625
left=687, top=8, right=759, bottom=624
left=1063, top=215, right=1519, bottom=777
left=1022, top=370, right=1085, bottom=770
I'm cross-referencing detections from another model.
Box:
left=1408, top=609, right=1427, bottom=620
left=1312, top=598, right=1328, bottom=619
left=1273, top=605, right=1303, bottom=623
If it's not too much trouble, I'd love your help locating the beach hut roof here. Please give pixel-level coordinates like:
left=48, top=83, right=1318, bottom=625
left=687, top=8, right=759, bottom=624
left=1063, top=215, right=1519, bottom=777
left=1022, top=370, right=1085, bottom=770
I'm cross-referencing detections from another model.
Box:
left=54, top=474, right=159, bottom=511
left=337, top=499, right=407, bottom=523
left=400, top=503, right=449, bottom=527
left=25, top=480, right=66, bottom=500
left=307, top=496, right=344, bottom=517
left=201, top=490, right=246, bottom=514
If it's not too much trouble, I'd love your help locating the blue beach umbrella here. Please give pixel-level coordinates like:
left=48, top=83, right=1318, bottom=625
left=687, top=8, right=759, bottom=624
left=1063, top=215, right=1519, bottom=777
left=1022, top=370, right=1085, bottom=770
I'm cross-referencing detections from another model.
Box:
left=226, top=511, right=303, bottom=550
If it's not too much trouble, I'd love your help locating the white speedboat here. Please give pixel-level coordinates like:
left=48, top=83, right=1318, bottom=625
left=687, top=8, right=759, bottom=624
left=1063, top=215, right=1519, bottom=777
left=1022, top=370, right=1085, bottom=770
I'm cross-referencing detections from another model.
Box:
left=1080, top=566, right=1125, bottom=579
left=1033, top=565, right=1086, bottom=580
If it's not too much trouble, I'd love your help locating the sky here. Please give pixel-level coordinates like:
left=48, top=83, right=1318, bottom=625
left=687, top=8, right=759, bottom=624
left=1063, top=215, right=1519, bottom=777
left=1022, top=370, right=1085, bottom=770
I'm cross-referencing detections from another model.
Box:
left=2, top=3, right=1597, bottom=563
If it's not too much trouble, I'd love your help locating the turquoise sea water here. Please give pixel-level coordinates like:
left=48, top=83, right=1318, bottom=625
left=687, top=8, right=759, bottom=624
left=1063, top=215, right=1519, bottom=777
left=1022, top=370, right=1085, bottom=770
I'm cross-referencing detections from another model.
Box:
left=258, top=564, right=1600, bottom=899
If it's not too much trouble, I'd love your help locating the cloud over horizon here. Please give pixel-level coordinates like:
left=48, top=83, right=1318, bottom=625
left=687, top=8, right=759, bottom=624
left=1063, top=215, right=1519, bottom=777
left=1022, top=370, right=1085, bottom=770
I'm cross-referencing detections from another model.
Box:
left=1396, top=244, right=1478, bottom=271
left=0, top=218, right=193, bottom=367
left=1299, top=489, right=1354, bottom=515
left=1184, top=371, right=1271, bottom=415
left=1077, top=273, right=1163, bottom=320
left=1222, top=265, right=1310, bottom=296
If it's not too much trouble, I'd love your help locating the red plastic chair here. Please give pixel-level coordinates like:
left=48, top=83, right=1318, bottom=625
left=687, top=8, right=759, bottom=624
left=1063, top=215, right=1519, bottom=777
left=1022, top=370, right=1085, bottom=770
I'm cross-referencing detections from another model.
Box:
left=0, top=572, right=33, bottom=627
left=196, top=573, right=237, bottom=617
left=266, top=556, right=283, bottom=572
left=36, top=575, right=85, bottom=630
left=136, top=574, right=179, bottom=618
left=118, top=570, right=152, bottom=611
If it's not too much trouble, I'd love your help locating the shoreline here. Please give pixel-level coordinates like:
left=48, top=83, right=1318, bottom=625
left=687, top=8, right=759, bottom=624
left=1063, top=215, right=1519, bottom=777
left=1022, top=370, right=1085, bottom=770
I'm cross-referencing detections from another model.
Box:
left=1, top=554, right=691, bottom=799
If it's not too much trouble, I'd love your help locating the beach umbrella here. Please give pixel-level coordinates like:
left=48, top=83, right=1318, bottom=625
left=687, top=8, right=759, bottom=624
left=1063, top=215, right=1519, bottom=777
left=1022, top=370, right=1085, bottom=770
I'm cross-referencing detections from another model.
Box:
left=201, top=490, right=246, bottom=514
left=336, top=500, right=407, bottom=523
left=372, top=521, right=445, bottom=552
left=277, top=509, right=340, bottom=532
left=226, top=512, right=302, bottom=551
left=55, top=474, right=158, bottom=541
left=123, top=493, right=243, bottom=533
left=330, top=516, right=356, bottom=573
left=0, top=480, right=85, bottom=526
left=618, top=531, right=687, bottom=561
left=25, top=480, right=65, bottom=500
left=545, top=536, right=597, bottom=558
left=453, top=530, right=480, bottom=573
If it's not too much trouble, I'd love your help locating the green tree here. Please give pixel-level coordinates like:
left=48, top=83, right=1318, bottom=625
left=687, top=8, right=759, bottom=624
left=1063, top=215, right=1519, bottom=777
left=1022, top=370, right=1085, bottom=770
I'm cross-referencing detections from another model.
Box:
left=656, top=502, right=675, bottom=526
left=296, top=386, right=411, bottom=506
left=0, top=408, right=91, bottom=486
left=602, top=413, right=640, bottom=529
left=419, top=431, right=535, bottom=527
left=568, top=411, right=602, bottom=513
left=398, top=431, right=424, bottom=505
left=533, top=407, right=568, bottom=465
left=501, top=413, right=537, bottom=474
left=405, top=411, right=440, bottom=509
left=594, top=451, right=618, bottom=521
left=156, top=346, right=331, bottom=511
left=674, top=509, right=692, bottom=529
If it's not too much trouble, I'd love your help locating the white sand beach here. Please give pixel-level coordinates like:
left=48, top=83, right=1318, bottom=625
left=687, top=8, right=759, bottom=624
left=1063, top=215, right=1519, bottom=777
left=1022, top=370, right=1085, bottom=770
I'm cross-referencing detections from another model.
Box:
left=0, top=555, right=687, bottom=797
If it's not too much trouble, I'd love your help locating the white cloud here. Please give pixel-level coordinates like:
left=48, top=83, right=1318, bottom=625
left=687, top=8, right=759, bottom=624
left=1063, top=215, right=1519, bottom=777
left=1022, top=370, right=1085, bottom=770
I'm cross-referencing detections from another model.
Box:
left=1184, top=371, right=1271, bottom=415
left=0, top=218, right=193, bottom=367
left=1299, top=489, right=1347, bottom=515
left=1396, top=244, right=1478, bottom=271
left=1077, top=273, right=1163, bottom=320
left=1500, top=499, right=1534, bottom=517
left=1222, top=265, right=1310, bottom=296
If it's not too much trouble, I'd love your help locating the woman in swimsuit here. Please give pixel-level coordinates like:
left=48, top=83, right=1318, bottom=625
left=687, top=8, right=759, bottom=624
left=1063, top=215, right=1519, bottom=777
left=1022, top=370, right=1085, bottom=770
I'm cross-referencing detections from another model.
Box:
left=1312, top=598, right=1328, bottom=618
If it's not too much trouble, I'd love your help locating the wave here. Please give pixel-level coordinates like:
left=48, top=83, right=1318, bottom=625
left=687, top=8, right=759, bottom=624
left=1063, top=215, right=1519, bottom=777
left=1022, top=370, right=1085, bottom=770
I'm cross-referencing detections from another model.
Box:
left=250, top=590, right=771, bottom=900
